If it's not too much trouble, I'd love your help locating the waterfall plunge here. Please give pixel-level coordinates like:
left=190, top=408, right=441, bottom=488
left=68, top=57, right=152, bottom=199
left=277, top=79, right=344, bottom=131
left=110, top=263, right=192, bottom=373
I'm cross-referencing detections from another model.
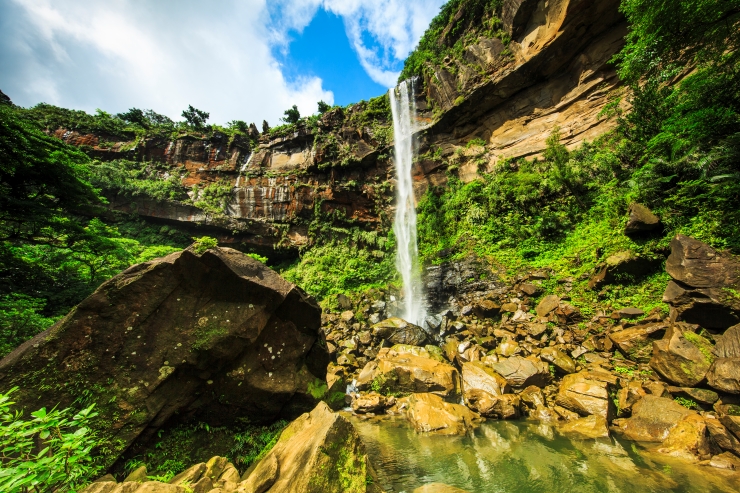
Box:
left=390, top=80, right=426, bottom=326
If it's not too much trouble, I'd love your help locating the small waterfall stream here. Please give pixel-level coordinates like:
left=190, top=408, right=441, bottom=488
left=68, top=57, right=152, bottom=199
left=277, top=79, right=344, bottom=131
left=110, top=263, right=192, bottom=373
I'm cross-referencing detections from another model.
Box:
left=390, top=80, right=426, bottom=326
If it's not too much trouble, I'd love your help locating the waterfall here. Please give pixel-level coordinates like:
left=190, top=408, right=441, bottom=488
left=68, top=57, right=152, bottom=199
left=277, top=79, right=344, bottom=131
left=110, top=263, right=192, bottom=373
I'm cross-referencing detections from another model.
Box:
left=389, top=79, right=426, bottom=326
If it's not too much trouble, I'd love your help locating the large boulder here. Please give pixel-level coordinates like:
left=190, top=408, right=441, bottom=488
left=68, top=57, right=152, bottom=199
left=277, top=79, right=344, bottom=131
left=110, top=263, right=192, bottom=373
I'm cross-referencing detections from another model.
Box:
left=371, top=318, right=428, bottom=346
left=714, top=323, right=740, bottom=358
left=242, top=401, right=370, bottom=492
left=649, top=324, right=715, bottom=386
left=356, top=347, right=460, bottom=398
left=461, top=361, right=510, bottom=397
left=663, top=235, right=740, bottom=329
left=0, top=247, right=327, bottom=466
left=465, top=390, right=520, bottom=419
left=555, top=371, right=614, bottom=420
left=404, top=393, right=478, bottom=435
left=539, top=347, right=576, bottom=374
left=491, top=356, right=550, bottom=388
left=608, top=323, right=667, bottom=363
left=706, top=358, right=740, bottom=394
left=657, top=414, right=715, bottom=461
left=611, top=395, right=694, bottom=442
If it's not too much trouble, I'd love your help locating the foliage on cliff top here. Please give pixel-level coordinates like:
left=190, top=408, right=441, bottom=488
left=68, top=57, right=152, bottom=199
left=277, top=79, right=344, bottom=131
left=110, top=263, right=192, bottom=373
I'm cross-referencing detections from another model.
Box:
left=0, top=103, right=188, bottom=358
left=20, top=102, right=254, bottom=143
left=398, top=0, right=505, bottom=82
left=418, top=0, right=740, bottom=315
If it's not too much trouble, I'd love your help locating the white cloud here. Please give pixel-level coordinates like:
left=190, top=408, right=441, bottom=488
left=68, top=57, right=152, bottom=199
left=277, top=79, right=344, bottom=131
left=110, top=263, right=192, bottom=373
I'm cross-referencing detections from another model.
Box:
left=1, top=0, right=333, bottom=125
left=0, top=0, right=444, bottom=123
left=272, top=0, right=446, bottom=87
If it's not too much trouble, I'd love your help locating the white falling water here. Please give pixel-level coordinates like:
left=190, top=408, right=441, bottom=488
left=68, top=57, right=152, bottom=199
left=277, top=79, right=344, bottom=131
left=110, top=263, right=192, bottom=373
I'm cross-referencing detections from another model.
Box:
left=390, top=80, right=426, bottom=326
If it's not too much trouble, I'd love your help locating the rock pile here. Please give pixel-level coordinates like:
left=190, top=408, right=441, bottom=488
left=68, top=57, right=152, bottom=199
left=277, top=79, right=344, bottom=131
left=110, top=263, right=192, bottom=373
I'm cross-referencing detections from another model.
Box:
left=326, top=235, right=740, bottom=469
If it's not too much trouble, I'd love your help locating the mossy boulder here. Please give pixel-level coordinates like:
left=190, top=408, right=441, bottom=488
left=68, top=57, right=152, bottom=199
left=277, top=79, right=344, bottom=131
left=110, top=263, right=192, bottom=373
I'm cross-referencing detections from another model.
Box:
left=242, top=401, right=371, bottom=493
left=0, top=247, right=327, bottom=467
left=649, top=324, right=715, bottom=386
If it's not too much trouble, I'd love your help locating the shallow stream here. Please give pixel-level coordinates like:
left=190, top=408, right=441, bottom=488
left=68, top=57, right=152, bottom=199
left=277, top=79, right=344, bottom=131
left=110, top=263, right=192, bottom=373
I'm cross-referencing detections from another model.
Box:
left=350, top=415, right=739, bottom=493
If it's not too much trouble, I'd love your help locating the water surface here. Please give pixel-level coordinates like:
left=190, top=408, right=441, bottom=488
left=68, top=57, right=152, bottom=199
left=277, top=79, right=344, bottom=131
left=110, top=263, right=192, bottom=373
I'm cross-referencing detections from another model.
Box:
left=351, top=415, right=739, bottom=493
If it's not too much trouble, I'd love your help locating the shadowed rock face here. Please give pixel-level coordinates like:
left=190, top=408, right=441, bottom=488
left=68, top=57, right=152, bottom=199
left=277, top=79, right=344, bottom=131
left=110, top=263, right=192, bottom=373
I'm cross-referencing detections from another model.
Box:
left=663, top=235, right=740, bottom=329
left=0, top=247, right=328, bottom=466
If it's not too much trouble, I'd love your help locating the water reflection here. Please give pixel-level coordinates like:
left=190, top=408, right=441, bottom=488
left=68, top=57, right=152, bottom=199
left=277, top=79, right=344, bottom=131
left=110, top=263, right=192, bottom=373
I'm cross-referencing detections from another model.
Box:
left=350, top=415, right=739, bottom=493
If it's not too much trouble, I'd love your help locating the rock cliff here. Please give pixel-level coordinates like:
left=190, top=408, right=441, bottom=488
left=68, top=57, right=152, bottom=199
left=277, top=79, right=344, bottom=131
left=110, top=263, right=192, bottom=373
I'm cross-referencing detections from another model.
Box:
left=48, top=0, right=627, bottom=256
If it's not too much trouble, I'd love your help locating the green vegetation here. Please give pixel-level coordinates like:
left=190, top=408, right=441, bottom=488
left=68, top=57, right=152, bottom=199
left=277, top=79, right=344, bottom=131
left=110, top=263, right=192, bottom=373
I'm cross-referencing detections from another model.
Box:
left=416, top=0, right=740, bottom=314
left=181, top=105, right=210, bottom=131
left=399, top=0, right=507, bottom=82
left=674, top=396, right=700, bottom=410
left=0, top=388, right=102, bottom=493
left=0, top=101, right=188, bottom=358
left=282, top=105, right=301, bottom=124
left=191, top=236, right=219, bottom=255
left=123, top=420, right=287, bottom=478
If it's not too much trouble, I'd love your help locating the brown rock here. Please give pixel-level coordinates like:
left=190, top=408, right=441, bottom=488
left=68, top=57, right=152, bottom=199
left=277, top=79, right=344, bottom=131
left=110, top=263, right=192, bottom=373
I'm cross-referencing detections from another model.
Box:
left=715, top=323, right=740, bottom=358
left=501, top=303, right=518, bottom=313
left=540, top=347, right=576, bottom=374
left=706, top=418, right=740, bottom=456
left=491, top=356, right=550, bottom=388
left=649, top=325, right=714, bottom=386
left=405, top=393, right=478, bottom=435
left=340, top=310, right=355, bottom=323
left=666, top=386, right=719, bottom=405
left=663, top=235, right=740, bottom=329
left=558, top=415, right=610, bottom=439
left=465, top=390, right=520, bottom=419
left=519, top=283, right=540, bottom=296
left=0, top=248, right=326, bottom=466
left=519, top=386, right=546, bottom=409
left=124, top=466, right=148, bottom=483
left=170, top=463, right=206, bottom=485
left=239, top=452, right=278, bottom=493
left=624, top=203, right=660, bottom=235
left=81, top=483, right=123, bottom=493
left=461, top=361, right=510, bottom=397
left=616, top=381, right=646, bottom=416
left=357, top=347, right=460, bottom=398
left=472, top=300, right=501, bottom=319
left=242, top=401, right=367, bottom=493
left=555, top=372, right=613, bottom=419
left=351, top=392, right=395, bottom=414
left=609, top=323, right=666, bottom=363
left=657, top=414, right=715, bottom=461
left=611, top=395, right=694, bottom=442
left=709, top=451, right=740, bottom=470
left=720, top=415, right=740, bottom=439
left=502, top=0, right=539, bottom=37
left=535, top=295, right=560, bottom=318
left=706, top=358, right=740, bottom=394
left=526, top=323, right=547, bottom=337
left=371, top=318, right=428, bottom=346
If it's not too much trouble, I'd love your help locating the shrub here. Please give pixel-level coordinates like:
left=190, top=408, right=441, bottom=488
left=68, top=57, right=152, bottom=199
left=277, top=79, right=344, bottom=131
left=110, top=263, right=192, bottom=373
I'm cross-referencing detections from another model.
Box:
left=191, top=236, right=218, bottom=255
left=0, top=388, right=102, bottom=493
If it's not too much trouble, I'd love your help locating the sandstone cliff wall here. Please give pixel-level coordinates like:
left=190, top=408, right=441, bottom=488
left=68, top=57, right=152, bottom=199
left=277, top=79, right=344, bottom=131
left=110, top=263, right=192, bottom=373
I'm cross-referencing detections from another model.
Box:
left=55, top=0, right=628, bottom=254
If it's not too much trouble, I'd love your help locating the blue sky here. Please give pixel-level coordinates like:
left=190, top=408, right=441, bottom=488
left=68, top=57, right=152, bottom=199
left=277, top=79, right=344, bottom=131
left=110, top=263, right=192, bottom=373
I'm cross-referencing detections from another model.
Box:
left=276, top=9, right=387, bottom=107
left=0, top=0, right=445, bottom=125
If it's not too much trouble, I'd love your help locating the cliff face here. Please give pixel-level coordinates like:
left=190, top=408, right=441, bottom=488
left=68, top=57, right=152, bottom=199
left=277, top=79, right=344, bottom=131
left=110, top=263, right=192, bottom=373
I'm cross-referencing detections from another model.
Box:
left=54, top=0, right=627, bottom=255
